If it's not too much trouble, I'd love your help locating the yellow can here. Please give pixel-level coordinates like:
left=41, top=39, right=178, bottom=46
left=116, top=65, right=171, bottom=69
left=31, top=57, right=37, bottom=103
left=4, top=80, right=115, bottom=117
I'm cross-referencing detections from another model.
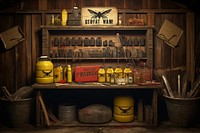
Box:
left=114, top=66, right=123, bottom=83
left=113, top=96, right=134, bottom=122
left=36, top=56, right=53, bottom=84
left=124, top=66, right=133, bottom=84
left=53, top=64, right=63, bottom=83
left=98, top=66, right=106, bottom=83
left=106, top=66, right=114, bottom=83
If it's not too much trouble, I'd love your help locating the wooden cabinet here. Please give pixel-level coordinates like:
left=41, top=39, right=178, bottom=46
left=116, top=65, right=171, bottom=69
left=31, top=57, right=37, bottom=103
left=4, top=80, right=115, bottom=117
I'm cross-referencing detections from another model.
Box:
left=34, top=10, right=162, bottom=128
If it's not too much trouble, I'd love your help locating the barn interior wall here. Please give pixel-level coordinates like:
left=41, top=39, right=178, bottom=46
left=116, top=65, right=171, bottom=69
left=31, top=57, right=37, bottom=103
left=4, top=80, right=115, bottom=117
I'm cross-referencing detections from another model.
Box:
left=0, top=0, right=198, bottom=122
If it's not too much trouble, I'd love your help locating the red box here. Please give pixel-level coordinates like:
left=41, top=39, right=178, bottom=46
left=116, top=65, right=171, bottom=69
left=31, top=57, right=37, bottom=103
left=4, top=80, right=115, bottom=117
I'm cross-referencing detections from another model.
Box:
left=75, top=65, right=100, bottom=82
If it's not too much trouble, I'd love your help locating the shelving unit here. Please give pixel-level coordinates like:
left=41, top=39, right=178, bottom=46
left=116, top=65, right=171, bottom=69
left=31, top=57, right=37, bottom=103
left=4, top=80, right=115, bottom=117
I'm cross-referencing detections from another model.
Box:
left=33, top=9, right=162, bottom=127
left=32, top=83, right=162, bottom=127
left=41, top=25, right=154, bottom=68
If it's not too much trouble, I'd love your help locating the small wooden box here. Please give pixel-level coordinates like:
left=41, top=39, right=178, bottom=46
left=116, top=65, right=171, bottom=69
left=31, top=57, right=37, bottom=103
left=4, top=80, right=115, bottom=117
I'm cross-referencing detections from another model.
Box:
left=75, top=65, right=100, bottom=82
left=0, top=26, right=25, bottom=50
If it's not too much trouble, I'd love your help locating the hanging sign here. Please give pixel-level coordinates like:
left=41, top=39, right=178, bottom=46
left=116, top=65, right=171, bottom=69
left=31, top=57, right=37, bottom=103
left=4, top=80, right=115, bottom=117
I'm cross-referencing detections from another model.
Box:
left=157, top=19, right=183, bottom=48
left=81, top=7, right=118, bottom=26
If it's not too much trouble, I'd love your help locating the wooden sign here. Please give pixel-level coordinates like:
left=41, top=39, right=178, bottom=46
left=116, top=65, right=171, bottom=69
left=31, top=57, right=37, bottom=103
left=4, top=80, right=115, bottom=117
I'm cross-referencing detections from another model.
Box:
left=81, top=7, right=118, bottom=26
left=0, top=26, right=25, bottom=50
left=157, top=19, right=183, bottom=48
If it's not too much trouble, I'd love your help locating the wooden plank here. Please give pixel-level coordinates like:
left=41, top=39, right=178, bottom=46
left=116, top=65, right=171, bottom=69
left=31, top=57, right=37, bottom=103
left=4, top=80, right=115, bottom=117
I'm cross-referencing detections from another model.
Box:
left=152, top=90, right=158, bottom=125
left=39, top=93, right=50, bottom=126
left=147, top=12, right=155, bottom=26
left=186, top=12, right=195, bottom=83
left=38, top=0, right=47, bottom=10
left=172, top=14, right=186, bottom=68
left=24, top=15, right=32, bottom=85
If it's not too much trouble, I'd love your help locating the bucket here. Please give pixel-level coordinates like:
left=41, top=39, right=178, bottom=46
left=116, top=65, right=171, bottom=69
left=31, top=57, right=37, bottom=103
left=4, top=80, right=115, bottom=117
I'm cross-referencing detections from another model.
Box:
left=0, top=98, right=33, bottom=127
left=164, top=95, right=200, bottom=127
left=36, top=56, right=53, bottom=84
left=113, top=96, right=134, bottom=122
left=58, top=103, right=77, bottom=123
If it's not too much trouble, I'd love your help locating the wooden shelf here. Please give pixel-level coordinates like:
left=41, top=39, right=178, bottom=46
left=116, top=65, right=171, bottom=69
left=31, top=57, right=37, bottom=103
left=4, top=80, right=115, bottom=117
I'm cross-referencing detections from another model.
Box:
left=41, top=25, right=154, bottom=31
left=32, top=83, right=162, bottom=90
left=51, top=120, right=156, bottom=127
left=50, top=57, right=148, bottom=60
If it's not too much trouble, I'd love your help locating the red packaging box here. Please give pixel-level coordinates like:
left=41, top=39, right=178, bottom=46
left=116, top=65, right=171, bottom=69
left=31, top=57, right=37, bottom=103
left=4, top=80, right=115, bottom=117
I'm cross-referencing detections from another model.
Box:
left=75, top=65, right=100, bottom=82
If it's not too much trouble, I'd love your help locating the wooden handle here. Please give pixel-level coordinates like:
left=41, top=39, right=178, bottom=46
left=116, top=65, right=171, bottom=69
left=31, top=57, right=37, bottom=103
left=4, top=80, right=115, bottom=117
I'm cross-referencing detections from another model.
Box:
left=162, top=75, right=174, bottom=98
left=38, top=95, right=50, bottom=126
left=189, top=75, right=200, bottom=98
left=181, top=73, right=188, bottom=98
left=178, top=75, right=181, bottom=97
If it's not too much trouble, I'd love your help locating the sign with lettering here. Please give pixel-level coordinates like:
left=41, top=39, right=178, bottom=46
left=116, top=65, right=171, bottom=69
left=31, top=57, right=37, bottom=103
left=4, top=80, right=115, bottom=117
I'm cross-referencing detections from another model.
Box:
left=75, top=65, right=100, bottom=82
left=81, top=7, right=118, bottom=26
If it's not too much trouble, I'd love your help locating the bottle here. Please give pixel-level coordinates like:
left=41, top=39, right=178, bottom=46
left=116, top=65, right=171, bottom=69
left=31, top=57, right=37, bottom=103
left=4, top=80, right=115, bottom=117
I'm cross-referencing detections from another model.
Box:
left=53, top=64, right=63, bottom=83
left=124, top=66, right=133, bottom=84
left=67, top=65, right=72, bottom=83
left=114, top=66, right=123, bottom=84
left=61, top=9, right=68, bottom=26
left=63, top=65, right=68, bottom=82
left=98, top=66, right=106, bottom=83
left=141, top=62, right=151, bottom=83
left=106, top=66, right=114, bottom=83
left=73, top=3, right=79, bottom=18
left=133, top=67, right=141, bottom=84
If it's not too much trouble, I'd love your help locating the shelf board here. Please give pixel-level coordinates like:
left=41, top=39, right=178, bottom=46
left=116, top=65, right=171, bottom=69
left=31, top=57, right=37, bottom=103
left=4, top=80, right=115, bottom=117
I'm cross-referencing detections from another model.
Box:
left=52, top=120, right=156, bottom=127
left=41, top=25, right=154, bottom=31
left=50, top=57, right=147, bottom=60
left=32, top=83, right=162, bottom=90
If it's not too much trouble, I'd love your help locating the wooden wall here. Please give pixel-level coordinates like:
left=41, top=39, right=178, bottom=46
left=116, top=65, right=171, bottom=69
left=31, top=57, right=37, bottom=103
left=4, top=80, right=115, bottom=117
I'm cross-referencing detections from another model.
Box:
left=0, top=0, right=196, bottom=96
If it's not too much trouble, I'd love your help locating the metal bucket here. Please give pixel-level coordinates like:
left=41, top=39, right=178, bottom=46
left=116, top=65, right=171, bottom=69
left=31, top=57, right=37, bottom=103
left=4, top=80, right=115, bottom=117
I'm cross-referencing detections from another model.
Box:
left=58, top=103, right=77, bottom=123
left=164, top=95, right=200, bottom=127
left=0, top=98, right=33, bottom=127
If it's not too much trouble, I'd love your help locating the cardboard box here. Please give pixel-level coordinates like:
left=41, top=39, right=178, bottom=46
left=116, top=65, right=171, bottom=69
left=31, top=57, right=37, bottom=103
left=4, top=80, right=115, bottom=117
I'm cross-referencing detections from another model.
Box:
left=75, top=65, right=100, bottom=82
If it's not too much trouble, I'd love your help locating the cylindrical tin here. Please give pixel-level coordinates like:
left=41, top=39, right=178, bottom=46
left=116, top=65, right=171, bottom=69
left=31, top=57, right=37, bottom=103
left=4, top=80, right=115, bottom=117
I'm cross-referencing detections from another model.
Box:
left=113, top=96, right=134, bottom=122
left=58, top=103, right=77, bottom=124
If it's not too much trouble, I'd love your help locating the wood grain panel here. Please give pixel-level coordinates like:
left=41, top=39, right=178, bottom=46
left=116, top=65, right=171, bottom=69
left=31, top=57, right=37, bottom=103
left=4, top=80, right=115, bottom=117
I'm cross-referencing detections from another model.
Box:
left=105, top=0, right=124, bottom=9
left=143, top=0, right=157, bottom=9
left=154, top=14, right=163, bottom=69
left=31, top=14, right=42, bottom=84
left=47, top=0, right=56, bottom=9
left=24, top=15, right=32, bottom=85
left=38, top=0, right=47, bottom=10
left=186, top=12, right=195, bottom=83
left=0, top=15, right=16, bottom=93
left=172, top=14, right=186, bottom=68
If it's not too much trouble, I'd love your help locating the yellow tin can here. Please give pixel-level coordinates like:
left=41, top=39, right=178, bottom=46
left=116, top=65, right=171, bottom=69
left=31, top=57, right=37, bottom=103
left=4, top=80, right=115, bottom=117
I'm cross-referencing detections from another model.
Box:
left=98, top=66, right=106, bottom=83
left=113, top=96, right=134, bottom=122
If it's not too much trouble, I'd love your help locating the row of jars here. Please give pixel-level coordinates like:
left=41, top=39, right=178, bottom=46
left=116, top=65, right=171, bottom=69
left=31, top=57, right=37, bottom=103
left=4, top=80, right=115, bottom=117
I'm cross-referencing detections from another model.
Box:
left=98, top=66, right=133, bottom=84
left=98, top=65, right=152, bottom=85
